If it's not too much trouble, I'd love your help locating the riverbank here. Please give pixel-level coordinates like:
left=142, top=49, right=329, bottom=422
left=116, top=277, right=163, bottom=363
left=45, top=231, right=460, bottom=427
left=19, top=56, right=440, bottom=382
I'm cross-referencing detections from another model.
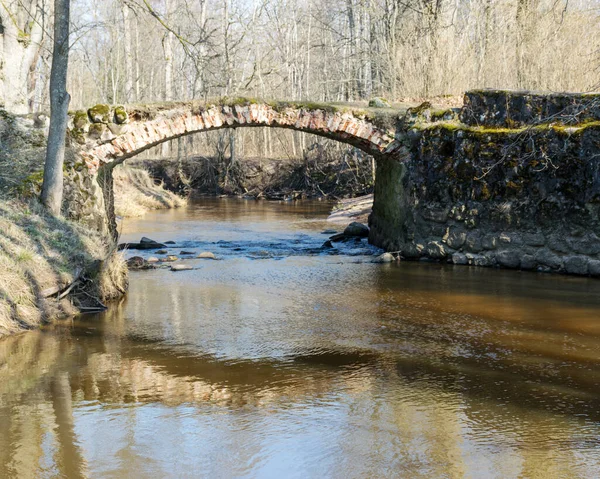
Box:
left=0, top=110, right=181, bottom=337
left=113, top=165, right=187, bottom=218
left=0, top=200, right=127, bottom=336
left=133, top=149, right=374, bottom=201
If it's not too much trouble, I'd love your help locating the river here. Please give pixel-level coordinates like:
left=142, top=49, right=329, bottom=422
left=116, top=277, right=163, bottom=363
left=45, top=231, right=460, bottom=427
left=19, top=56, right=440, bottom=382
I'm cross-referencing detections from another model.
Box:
left=1, top=198, right=600, bottom=478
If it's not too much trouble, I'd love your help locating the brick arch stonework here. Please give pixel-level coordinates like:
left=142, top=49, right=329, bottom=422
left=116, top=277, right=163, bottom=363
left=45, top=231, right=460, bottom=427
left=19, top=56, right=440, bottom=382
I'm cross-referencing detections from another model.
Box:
left=65, top=100, right=404, bottom=238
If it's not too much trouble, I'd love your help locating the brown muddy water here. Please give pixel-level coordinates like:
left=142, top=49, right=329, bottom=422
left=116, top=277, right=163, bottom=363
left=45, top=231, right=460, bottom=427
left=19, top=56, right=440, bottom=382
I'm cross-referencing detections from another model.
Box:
left=2, top=198, right=600, bottom=478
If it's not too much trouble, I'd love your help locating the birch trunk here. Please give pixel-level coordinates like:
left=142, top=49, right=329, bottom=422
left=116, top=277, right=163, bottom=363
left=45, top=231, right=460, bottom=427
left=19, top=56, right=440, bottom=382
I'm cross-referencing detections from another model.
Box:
left=0, top=1, right=48, bottom=114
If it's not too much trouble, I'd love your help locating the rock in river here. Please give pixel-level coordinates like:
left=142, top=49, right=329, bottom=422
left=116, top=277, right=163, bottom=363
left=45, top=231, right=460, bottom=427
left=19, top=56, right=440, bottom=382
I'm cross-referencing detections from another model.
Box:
left=118, top=237, right=166, bottom=250
left=171, top=264, right=193, bottom=271
left=160, top=255, right=179, bottom=262
left=127, top=256, right=155, bottom=270
left=344, top=222, right=369, bottom=237
left=373, top=253, right=395, bottom=263
left=197, top=252, right=217, bottom=260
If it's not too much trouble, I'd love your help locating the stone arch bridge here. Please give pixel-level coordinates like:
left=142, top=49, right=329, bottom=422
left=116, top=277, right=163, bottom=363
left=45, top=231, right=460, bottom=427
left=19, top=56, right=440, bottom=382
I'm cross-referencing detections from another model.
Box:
left=65, top=91, right=600, bottom=277
left=66, top=99, right=407, bottom=237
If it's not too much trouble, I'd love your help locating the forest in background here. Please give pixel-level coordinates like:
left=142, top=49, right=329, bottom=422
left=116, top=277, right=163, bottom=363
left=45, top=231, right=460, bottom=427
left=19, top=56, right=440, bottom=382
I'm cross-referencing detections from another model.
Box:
left=2, top=0, right=600, bottom=179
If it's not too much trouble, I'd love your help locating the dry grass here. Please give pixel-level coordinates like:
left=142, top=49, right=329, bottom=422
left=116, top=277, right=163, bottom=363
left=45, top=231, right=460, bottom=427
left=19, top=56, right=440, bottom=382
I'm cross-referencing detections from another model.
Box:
left=0, top=199, right=127, bottom=337
left=113, top=165, right=186, bottom=218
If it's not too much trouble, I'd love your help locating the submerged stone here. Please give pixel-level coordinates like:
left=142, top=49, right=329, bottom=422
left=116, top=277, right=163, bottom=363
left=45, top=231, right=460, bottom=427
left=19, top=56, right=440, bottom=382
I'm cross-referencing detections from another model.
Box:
left=344, top=222, right=369, bottom=237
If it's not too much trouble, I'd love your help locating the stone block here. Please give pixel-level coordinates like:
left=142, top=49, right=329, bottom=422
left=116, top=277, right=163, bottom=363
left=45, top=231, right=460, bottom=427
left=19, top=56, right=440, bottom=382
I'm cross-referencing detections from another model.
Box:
left=523, top=233, right=545, bottom=247
left=564, top=256, right=589, bottom=275
left=452, top=253, right=468, bottom=265
left=520, top=254, right=537, bottom=270
left=535, top=249, right=563, bottom=270
left=589, top=260, right=600, bottom=277
left=425, top=241, right=448, bottom=259
left=446, top=228, right=467, bottom=249
left=402, top=243, right=424, bottom=259
left=567, top=234, right=600, bottom=255
left=465, top=233, right=483, bottom=253
left=547, top=235, right=570, bottom=254
left=497, top=250, right=521, bottom=269
left=482, top=234, right=497, bottom=250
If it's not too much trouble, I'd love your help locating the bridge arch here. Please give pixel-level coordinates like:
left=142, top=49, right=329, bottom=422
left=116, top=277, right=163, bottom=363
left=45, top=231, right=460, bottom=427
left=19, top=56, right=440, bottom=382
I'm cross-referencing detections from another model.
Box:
left=70, top=100, right=402, bottom=173
left=66, top=99, right=404, bottom=238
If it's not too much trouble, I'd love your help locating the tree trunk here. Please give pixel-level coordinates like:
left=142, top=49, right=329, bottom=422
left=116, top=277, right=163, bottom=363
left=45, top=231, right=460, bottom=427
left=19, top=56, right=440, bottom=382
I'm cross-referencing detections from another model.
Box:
left=0, top=1, right=48, bottom=114
left=122, top=2, right=134, bottom=102
left=41, top=0, right=71, bottom=216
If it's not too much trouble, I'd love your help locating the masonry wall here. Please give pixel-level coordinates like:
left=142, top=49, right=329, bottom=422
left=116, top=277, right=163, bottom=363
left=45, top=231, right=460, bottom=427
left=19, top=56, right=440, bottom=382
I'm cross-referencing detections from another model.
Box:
left=369, top=90, right=600, bottom=277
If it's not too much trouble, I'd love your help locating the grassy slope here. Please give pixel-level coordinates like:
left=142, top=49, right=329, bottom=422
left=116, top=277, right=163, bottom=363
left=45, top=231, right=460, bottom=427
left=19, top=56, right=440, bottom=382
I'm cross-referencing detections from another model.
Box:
left=113, top=165, right=186, bottom=218
left=0, top=200, right=127, bottom=336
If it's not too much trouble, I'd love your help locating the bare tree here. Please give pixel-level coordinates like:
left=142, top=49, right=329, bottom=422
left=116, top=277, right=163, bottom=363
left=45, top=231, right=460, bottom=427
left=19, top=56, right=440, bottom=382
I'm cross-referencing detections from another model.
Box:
left=41, top=0, right=71, bottom=215
left=0, top=0, right=51, bottom=113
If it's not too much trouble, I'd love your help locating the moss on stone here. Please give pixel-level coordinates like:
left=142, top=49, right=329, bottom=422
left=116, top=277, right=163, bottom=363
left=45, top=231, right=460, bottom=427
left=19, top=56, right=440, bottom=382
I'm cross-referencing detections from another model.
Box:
left=88, top=123, right=107, bottom=139
left=88, top=104, right=111, bottom=123
left=73, top=110, right=89, bottom=129
left=114, top=106, right=128, bottom=124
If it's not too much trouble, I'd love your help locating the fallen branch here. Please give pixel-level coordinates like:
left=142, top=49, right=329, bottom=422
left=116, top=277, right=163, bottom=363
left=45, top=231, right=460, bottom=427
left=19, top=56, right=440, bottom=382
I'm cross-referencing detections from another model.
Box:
left=41, top=267, right=83, bottom=299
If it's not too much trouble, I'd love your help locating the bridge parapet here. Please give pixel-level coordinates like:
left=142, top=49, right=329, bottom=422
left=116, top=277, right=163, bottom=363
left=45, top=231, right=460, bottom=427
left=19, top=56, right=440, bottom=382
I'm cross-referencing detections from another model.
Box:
left=460, top=89, right=600, bottom=128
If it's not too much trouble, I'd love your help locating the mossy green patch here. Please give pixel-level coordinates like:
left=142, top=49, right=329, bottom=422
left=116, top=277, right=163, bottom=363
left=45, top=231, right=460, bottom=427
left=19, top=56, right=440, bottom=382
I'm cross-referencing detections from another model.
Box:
left=73, top=110, right=89, bottom=129
left=88, top=104, right=111, bottom=123
left=114, top=106, right=128, bottom=124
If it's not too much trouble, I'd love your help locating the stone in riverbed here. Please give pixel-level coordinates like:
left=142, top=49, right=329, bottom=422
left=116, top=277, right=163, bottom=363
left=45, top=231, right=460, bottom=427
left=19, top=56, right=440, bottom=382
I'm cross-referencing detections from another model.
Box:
left=164, top=241, right=176, bottom=245
left=197, top=252, right=217, bottom=260
left=118, top=240, right=166, bottom=250
left=321, top=230, right=337, bottom=235
left=171, top=264, right=193, bottom=271
left=180, top=251, right=195, bottom=255
left=322, top=240, right=333, bottom=249
left=374, top=253, right=395, bottom=263
left=147, top=257, right=159, bottom=263
left=452, top=253, right=468, bottom=265
left=156, top=249, right=168, bottom=254
left=127, top=256, right=154, bottom=270
left=329, top=233, right=347, bottom=242
left=343, top=222, right=369, bottom=237
left=160, top=255, right=179, bottom=262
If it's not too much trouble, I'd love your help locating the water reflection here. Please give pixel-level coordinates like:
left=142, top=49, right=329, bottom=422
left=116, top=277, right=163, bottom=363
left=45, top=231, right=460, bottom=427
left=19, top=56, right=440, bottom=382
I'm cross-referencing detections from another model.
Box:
left=1, top=199, right=600, bottom=478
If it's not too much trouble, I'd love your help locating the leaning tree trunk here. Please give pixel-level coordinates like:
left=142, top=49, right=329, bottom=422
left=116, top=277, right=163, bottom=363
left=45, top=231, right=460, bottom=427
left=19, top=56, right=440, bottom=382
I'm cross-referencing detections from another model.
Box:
left=41, top=0, right=71, bottom=216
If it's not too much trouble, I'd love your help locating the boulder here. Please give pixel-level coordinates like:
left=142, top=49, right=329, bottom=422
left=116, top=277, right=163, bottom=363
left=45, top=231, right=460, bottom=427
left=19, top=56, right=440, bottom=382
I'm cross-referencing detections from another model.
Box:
left=147, top=257, right=159, bottom=263
left=171, top=264, right=193, bottom=271
left=156, top=249, right=168, bottom=254
left=127, top=256, right=145, bottom=269
left=160, top=255, right=179, bottom=262
left=343, top=222, right=369, bottom=237
left=329, top=233, right=347, bottom=242
left=452, top=253, right=468, bottom=265
left=180, top=251, right=195, bottom=255
left=118, top=241, right=167, bottom=251
left=197, top=252, right=217, bottom=260
left=321, top=230, right=337, bottom=235
left=126, top=256, right=154, bottom=270
left=374, top=253, right=395, bottom=263
left=322, top=240, right=334, bottom=249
